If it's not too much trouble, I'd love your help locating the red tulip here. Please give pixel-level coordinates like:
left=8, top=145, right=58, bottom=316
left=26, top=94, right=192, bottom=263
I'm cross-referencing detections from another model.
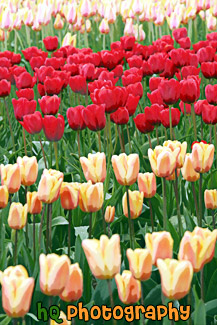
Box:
left=37, top=84, right=45, bottom=97
left=194, top=100, right=209, bottom=116
left=160, top=59, right=176, bottom=78
left=134, top=114, right=154, bottom=133
left=45, top=57, right=65, bottom=70
left=148, top=53, right=166, bottom=74
left=19, top=111, right=43, bottom=134
left=29, top=56, right=45, bottom=71
left=149, top=77, right=164, bottom=92
left=38, top=95, right=61, bottom=115
left=127, top=55, right=143, bottom=69
left=82, top=104, right=106, bottom=131
left=12, top=98, right=37, bottom=121
left=22, top=47, right=48, bottom=61
left=201, top=62, right=217, bottom=78
left=147, top=89, right=166, bottom=107
left=69, top=75, right=87, bottom=95
left=61, top=63, right=79, bottom=76
left=112, top=65, right=123, bottom=78
left=177, top=37, right=191, bottom=49
left=160, top=108, right=180, bottom=128
left=125, top=94, right=140, bottom=116
left=122, top=73, right=142, bottom=87
left=181, top=66, right=200, bottom=79
left=120, top=36, right=135, bottom=50
left=98, top=70, right=118, bottom=85
left=43, top=114, right=65, bottom=141
left=179, top=101, right=191, bottom=115
left=44, top=77, right=64, bottom=95
left=207, top=32, right=217, bottom=41
left=188, top=53, right=199, bottom=67
left=88, top=80, right=113, bottom=94
left=16, top=88, right=34, bottom=101
left=193, top=41, right=209, bottom=52
left=0, top=67, right=11, bottom=81
left=79, top=63, right=95, bottom=81
left=172, top=28, right=188, bottom=41
left=126, top=82, right=143, bottom=99
left=101, top=50, right=124, bottom=70
left=67, top=106, right=86, bottom=130
left=11, top=53, right=21, bottom=64
left=205, top=84, right=217, bottom=105
left=144, top=104, right=164, bottom=125
left=142, top=61, right=153, bottom=76
left=158, top=79, right=180, bottom=105
left=0, top=79, right=11, bottom=97
left=110, top=107, right=129, bottom=125
left=15, top=72, right=36, bottom=89
left=0, top=57, right=11, bottom=68
left=43, top=36, right=58, bottom=52
left=35, top=66, right=55, bottom=83
left=170, top=48, right=188, bottom=67
left=197, top=46, right=215, bottom=63
left=202, top=104, right=217, bottom=125
left=180, top=76, right=200, bottom=103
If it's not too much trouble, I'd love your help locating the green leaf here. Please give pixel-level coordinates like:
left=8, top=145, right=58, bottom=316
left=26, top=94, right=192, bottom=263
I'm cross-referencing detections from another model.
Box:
left=144, top=284, right=162, bottom=306
left=194, top=300, right=206, bottom=325
left=27, top=313, right=39, bottom=322
left=0, top=316, right=11, bottom=325
left=205, top=269, right=217, bottom=301
left=74, top=226, right=89, bottom=240
left=42, top=216, right=68, bottom=231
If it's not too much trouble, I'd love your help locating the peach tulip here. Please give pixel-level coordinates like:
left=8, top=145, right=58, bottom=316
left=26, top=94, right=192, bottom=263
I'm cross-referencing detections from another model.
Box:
left=8, top=203, right=28, bottom=230
left=99, top=18, right=110, bottom=34
left=39, top=253, right=70, bottom=296
left=191, top=142, right=214, bottom=173
left=80, top=152, right=106, bottom=184
left=17, top=156, right=38, bottom=186
left=1, top=163, right=21, bottom=193
left=1, top=265, right=34, bottom=318
left=122, top=190, right=143, bottom=219
left=157, top=259, right=193, bottom=300
left=50, top=312, right=71, bottom=325
left=148, top=146, right=180, bottom=178
left=38, top=169, right=63, bottom=204
left=115, top=270, right=141, bottom=304
left=138, top=172, right=156, bottom=198
left=60, top=182, right=79, bottom=210
left=27, top=191, right=42, bottom=215
left=79, top=181, right=103, bottom=213
left=59, top=263, right=83, bottom=302
left=126, top=248, right=152, bottom=281
left=181, top=153, right=200, bottom=182
left=204, top=189, right=217, bottom=210
left=178, top=227, right=217, bottom=272
left=145, top=231, right=174, bottom=265
left=82, top=234, right=121, bottom=279
left=163, top=140, right=187, bottom=168
left=112, top=153, right=139, bottom=186
left=0, top=185, right=8, bottom=209
left=104, top=206, right=115, bottom=223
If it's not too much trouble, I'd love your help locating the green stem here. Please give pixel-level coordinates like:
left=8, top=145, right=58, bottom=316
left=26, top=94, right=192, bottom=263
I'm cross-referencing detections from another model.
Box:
left=148, top=133, right=152, bottom=148
left=23, top=127, right=27, bottom=156
left=38, top=135, right=47, bottom=168
left=211, top=210, right=215, bottom=229
left=162, top=177, right=167, bottom=230
left=14, top=230, right=18, bottom=265
left=191, top=104, right=197, bottom=141
left=68, top=210, right=72, bottom=258
left=25, top=186, right=28, bottom=247
left=89, top=212, right=92, bottom=239
left=33, top=214, right=36, bottom=261
left=200, top=268, right=204, bottom=301
left=126, top=186, right=134, bottom=249
left=98, top=131, right=101, bottom=152
left=199, top=174, right=203, bottom=227
left=174, top=170, right=183, bottom=236
left=169, top=105, right=173, bottom=140
left=192, top=182, right=199, bottom=225
left=117, top=125, right=124, bottom=153
left=148, top=199, right=154, bottom=232
left=156, top=126, right=159, bottom=145
left=49, top=203, right=52, bottom=252
left=126, top=124, right=132, bottom=153
left=53, top=142, right=59, bottom=170
left=4, top=98, right=16, bottom=153
left=107, top=279, right=116, bottom=325
left=39, top=205, right=46, bottom=251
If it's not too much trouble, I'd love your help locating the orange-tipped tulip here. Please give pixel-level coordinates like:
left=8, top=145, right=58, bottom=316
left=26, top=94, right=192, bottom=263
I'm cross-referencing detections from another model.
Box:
left=17, top=156, right=38, bottom=186
left=80, top=152, right=106, bottom=183
left=148, top=146, right=180, bottom=178
left=51, top=312, right=71, bottom=325
left=82, top=234, right=121, bottom=279
left=111, top=153, right=139, bottom=186
left=104, top=205, right=115, bottom=223
left=8, top=202, right=28, bottom=230
left=178, top=227, right=217, bottom=272
left=1, top=163, right=21, bottom=193
left=126, top=248, right=152, bottom=281
left=115, top=270, right=141, bottom=304
left=157, top=258, right=193, bottom=300
left=145, top=231, right=174, bottom=265
left=163, top=140, right=187, bottom=168
left=204, top=189, right=217, bottom=210
left=181, top=153, right=200, bottom=182
left=38, top=169, right=63, bottom=204
left=59, top=263, right=83, bottom=302
left=39, top=253, right=70, bottom=296
left=191, top=142, right=214, bottom=173
left=0, top=185, right=8, bottom=209
left=27, top=191, right=42, bottom=215
left=138, top=172, right=156, bottom=198
left=60, top=182, right=79, bottom=210
left=79, top=181, right=103, bottom=212
left=122, top=190, right=143, bottom=219
left=1, top=265, right=34, bottom=318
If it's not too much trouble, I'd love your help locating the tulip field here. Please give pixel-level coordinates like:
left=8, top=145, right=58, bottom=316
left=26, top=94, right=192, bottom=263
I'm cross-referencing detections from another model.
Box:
left=1, top=0, right=217, bottom=324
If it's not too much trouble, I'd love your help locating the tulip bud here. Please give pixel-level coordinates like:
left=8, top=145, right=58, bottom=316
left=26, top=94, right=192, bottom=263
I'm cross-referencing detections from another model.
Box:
left=126, top=248, right=152, bottom=281
left=122, top=190, right=143, bottom=219
left=82, top=234, right=121, bottom=279
left=38, top=169, right=63, bottom=204
left=163, top=140, right=187, bottom=168
left=8, top=203, right=28, bottom=230
left=60, top=182, right=79, bottom=210
left=1, top=265, right=34, bottom=318
left=112, top=153, right=139, bottom=186
left=27, top=192, right=42, bottom=214
left=80, top=152, right=106, bottom=184
left=191, top=142, right=214, bottom=173
left=104, top=206, right=115, bottom=223
left=1, top=163, right=21, bottom=193
left=59, top=263, right=83, bottom=302
left=181, top=153, right=200, bottom=182
left=148, top=146, right=180, bottom=178
left=178, top=227, right=217, bottom=272
left=0, top=185, right=9, bottom=209
left=17, top=156, right=38, bottom=186
left=138, top=172, right=156, bottom=198
left=39, top=253, right=70, bottom=296
left=145, top=231, right=174, bottom=265
left=204, top=189, right=217, bottom=209
left=115, top=270, right=141, bottom=304
left=79, top=181, right=103, bottom=213
left=157, top=259, right=193, bottom=300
